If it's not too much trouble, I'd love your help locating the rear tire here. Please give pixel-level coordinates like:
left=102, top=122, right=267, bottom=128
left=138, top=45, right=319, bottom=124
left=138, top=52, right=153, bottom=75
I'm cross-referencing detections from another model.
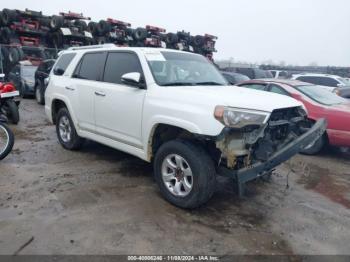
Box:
left=56, top=107, right=84, bottom=150
left=4, top=100, right=19, bottom=125
left=74, top=20, right=87, bottom=33
left=50, top=15, right=64, bottom=31
left=133, top=27, right=147, bottom=41
left=9, top=47, right=24, bottom=65
left=98, top=20, right=111, bottom=35
left=88, top=21, right=99, bottom=36
left=0, top=27, right=12, bottom=44
left=154, top=139, right=216, bottom=209
left=1, top=9, right=17, bottom=25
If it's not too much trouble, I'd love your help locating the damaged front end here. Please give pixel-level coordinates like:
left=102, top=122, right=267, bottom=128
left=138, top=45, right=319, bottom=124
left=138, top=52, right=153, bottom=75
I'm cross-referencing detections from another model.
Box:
left=214, top=106, right=327, bottom=196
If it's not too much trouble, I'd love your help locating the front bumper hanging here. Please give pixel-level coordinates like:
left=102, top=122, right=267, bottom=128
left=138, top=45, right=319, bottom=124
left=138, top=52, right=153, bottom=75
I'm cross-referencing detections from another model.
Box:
left=218, top=118, right=327, bottom=197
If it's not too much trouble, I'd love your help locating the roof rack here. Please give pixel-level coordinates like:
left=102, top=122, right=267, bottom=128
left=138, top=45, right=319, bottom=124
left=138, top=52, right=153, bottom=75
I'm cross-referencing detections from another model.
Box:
left=67, top=44, right=116, bottom=50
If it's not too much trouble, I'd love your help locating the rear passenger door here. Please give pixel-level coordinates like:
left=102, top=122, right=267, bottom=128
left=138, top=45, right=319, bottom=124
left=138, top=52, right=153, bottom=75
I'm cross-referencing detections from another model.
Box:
left=95, top=51, right=146, bottom=149
left=71, top=52, right=107, bottom=132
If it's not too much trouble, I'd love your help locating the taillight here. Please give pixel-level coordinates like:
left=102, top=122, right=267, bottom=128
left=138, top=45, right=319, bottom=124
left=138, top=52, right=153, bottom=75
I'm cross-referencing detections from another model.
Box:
left=0, top=83, right=16, bottom=93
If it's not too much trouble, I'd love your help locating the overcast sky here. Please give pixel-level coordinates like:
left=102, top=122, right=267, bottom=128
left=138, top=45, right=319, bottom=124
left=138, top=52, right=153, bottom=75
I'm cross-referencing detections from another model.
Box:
left=5, top=0, right=350, bottom=66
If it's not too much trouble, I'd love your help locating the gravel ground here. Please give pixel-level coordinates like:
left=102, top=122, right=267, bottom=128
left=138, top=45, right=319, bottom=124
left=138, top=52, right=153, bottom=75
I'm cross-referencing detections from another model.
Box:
left=0, top=99, right=349, bottom=255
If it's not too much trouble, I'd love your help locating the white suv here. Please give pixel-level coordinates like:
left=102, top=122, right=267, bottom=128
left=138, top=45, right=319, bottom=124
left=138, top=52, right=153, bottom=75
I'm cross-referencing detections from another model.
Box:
left=45, top=45, right=326, bottom=208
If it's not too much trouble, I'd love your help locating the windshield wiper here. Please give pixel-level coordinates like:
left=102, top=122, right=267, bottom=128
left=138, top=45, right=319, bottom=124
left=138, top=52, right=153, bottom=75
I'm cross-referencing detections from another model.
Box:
left=193, top=81, right=225, bottom=86
left=161, top=82, right=195, bottom=86
left=161, top=81, right=225, bottom=86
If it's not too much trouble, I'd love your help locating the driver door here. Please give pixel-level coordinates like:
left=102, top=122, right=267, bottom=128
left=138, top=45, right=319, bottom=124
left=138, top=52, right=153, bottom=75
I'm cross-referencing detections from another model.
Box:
left=94, top=51, right=146, bottom=149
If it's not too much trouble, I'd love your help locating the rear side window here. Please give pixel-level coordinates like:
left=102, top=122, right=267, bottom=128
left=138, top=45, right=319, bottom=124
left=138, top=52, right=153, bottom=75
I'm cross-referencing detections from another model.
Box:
left=269, top=84, right=290, bottom=96
left=75, top=52, right=106, bottom=81
left=297, top=76, right=321, bottom=85
left=53, top=53, right=76, bottom=75
left=318, top=77, right=339, bottom=87
left=103, top=52, right=142, bottom=84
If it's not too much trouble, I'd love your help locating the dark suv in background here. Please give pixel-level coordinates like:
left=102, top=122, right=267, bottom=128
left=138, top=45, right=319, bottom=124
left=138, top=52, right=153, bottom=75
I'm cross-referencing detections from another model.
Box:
left=222, top=67, right=273, bottom=79
left=34, top=59, right=55, bottom=104
left=221, top=71, right=250, bottom=85
left=8, top=63, right=37, bottom=97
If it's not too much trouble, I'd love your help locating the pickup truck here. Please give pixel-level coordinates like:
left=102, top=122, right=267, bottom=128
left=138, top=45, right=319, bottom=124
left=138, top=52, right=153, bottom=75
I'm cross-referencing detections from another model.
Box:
left=45, top=44, right=327, bottom=208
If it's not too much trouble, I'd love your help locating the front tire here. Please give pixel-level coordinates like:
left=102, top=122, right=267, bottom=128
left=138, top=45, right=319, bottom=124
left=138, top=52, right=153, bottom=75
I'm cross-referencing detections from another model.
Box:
left=300, top=134, right=326, bottom=155
left=154, top=140, right=216, bottom=209
left=0, top=123, right=14, bottom=160
left=56, top=108, right=84, bottom=150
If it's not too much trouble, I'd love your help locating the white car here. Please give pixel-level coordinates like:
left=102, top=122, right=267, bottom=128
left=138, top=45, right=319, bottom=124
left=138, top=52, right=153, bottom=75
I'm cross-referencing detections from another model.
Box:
left=45, top=45, right=326, bottom=208
left=269, top=70, right=288, bottom=79
left=291, top=73, right=350, bottom=88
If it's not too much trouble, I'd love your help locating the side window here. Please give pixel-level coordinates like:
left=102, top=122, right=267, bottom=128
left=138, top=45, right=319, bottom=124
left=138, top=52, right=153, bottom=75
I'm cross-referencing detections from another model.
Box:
left=240, top=84, right=267, bottom=91
left=297, top=76, right=318, bottom=85
left=269, top=84, right=290, bottom=96
left=53, top=53, right=76, bottom=75
left=75, top=52, right=106, bottom=81
left=103, top=52, right=143, bottom=85
left=278, top=71, right=288, bottom=78
left=319, top=77, right=339, bottom=87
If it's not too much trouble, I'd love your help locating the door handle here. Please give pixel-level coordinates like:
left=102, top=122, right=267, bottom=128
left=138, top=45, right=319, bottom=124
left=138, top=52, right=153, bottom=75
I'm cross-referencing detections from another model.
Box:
left=65, top=86, right=75, bottom=91
left=94, top=91, right=106, bottom=97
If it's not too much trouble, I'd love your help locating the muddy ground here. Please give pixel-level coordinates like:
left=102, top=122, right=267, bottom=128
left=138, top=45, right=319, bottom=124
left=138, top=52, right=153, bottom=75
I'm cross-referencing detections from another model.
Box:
left=0, top=99, right=350, bottom=255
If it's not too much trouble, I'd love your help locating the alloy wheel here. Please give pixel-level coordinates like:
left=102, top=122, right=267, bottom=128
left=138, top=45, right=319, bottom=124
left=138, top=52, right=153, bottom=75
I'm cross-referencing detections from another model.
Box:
left=161, top=154, right=193, bottom=197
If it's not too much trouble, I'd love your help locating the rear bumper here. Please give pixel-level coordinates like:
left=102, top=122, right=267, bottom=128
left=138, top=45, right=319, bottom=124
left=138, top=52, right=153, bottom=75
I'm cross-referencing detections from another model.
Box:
left=218, top=118, right=327, bottom=195
left=0, top=91, right=19, bottom=98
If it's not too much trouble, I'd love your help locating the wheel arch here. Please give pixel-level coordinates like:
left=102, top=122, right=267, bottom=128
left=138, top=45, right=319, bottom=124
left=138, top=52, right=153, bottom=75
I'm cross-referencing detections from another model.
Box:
left=51, top=98, right=69, bottom=125
left=146, top=123, right=201, bottom=162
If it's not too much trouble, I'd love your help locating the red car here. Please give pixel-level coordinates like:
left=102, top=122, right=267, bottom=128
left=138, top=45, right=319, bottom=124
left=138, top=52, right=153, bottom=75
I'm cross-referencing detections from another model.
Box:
left=237, top=79, right=350, bottom=154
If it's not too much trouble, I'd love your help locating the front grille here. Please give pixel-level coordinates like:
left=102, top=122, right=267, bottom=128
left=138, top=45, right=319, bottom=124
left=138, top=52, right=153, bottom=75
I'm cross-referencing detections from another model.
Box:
left=269, top=107, right=301, bottom=122
left=252, top=107, right=304, bottom=162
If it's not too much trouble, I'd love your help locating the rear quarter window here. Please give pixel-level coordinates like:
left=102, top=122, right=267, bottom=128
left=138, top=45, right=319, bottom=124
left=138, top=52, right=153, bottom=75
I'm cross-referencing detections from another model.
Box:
left=53, top=53, right=76, bottom=75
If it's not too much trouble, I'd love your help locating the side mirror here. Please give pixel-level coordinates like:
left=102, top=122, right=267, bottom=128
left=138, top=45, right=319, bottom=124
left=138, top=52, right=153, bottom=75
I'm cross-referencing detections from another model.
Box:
left=121, top=72, right=145, bottom=88
left=44, top=77, right=49, bottom=86
left=53, top=67, right=65, bottom=76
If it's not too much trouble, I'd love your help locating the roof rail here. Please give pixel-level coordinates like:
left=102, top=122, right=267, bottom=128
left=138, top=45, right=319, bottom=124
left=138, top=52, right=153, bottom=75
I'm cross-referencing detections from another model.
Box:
left=67, top=44, right=116, bottom=51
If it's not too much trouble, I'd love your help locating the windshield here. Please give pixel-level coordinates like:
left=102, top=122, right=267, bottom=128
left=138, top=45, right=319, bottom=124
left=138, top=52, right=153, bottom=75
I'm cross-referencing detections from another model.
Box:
left=147, top=51, right=228, bottom=86
left=21, top=66, right=37, bottom=77
left=295, top=85, right=347, bottom=106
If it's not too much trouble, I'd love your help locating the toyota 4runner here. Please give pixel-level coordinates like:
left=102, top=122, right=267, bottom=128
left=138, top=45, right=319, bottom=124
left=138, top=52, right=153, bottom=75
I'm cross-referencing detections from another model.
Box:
left=45, top=44, right=327, bottom=208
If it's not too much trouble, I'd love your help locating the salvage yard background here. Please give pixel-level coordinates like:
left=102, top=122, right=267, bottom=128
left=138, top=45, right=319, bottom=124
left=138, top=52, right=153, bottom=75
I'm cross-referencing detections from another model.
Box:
left=0, top=100, right=349, bottom=255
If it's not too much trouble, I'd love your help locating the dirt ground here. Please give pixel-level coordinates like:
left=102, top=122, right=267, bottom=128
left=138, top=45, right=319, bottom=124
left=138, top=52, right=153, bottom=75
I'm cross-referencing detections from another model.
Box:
left=0, top=99, right=350, bottom=255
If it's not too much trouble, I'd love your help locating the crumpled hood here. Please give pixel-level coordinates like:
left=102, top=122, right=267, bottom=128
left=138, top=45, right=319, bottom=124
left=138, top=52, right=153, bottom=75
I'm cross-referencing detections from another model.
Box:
left=156, top=85, right=303, bottom=112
